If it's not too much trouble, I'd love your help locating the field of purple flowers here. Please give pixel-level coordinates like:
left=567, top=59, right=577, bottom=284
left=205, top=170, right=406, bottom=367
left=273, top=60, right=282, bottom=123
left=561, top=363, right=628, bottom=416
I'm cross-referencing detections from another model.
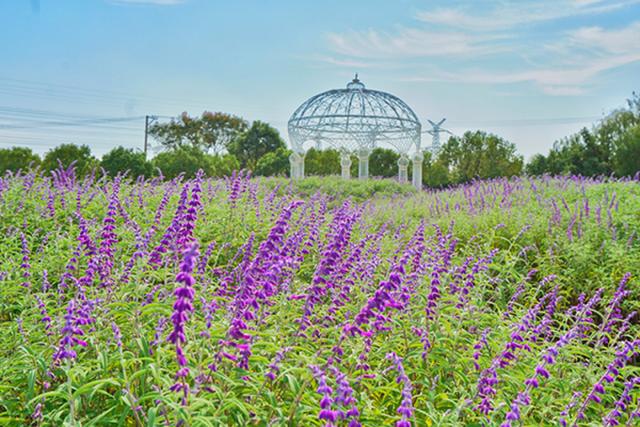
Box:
left=0, top=169, right=639, bottom=426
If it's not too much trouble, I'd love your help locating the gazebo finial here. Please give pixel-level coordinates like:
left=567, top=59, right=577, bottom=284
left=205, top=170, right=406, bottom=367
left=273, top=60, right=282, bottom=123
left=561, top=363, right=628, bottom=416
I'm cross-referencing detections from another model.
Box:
left=346, top=74, right=365, bottom=90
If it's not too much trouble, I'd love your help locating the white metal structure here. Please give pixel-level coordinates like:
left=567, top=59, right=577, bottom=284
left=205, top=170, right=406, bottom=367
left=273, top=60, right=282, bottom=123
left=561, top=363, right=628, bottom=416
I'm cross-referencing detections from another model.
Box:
left=288, top=75, right=423, bottom=188
left=426, top=118, right=452, bottom=154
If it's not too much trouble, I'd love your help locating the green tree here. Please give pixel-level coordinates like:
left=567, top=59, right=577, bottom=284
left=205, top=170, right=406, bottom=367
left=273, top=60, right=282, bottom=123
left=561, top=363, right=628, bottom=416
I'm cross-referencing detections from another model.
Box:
left=526, top=93, right=640, bottom=177
left=152, top=145, right=214, bottom=179
left=200, top=112, right=249, bottom=154
left=525, top=154, right=549, bottom=176
left=100, top=146, right=153, bottom=178
left=613, top=124, right=640, bottom=177
left=149, top=111, right=248, bottom=153
left=304, top=148, right=340, bottom=176
left=440, top=131, right=523, bottom=183
left=255, top=147, right=291, bottom=176
left=228, top=121, right=286, bottom=169
left=0, top=147, right=41, bottom=174
left=420, top=150, right=451, bottom=188
left=42, top=143, right=98, bottom=177
left=369, top=148, right=400, bottom=178
left=209, top=154, right=241, bottom=177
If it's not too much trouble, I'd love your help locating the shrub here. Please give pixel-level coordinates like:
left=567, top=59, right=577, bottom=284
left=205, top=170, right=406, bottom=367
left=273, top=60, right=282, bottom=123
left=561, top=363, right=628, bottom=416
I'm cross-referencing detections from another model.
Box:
left=42, top=143, right=98, bottom=177
left=152, top=145, right=214, bottom=179
left=0, top=147, right=40, bottom=174
left=100, top=146, right=153, bottom=178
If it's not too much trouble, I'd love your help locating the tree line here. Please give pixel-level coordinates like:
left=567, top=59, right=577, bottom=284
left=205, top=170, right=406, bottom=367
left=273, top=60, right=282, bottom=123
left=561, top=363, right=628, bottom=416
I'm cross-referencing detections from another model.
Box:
left=526, top=92, right=640, bottom=177
left=1, top=93, right=638, bottom=184
left=0, top=115, right=291, bottom=180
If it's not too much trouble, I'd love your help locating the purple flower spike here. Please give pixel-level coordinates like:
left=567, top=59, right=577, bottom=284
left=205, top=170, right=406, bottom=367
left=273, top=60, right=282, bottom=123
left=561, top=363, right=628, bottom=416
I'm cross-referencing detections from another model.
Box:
left=498, top=289, right=604, bottom=425
left=167, top=242, right=199, bottom=404
left=53, top=299, right=87, bottom=364
left=387, top=352, right=413, bottom=427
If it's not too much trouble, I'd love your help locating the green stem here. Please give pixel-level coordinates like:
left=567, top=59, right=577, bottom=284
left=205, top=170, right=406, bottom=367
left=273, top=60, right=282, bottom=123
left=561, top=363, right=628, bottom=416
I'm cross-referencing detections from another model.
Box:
left=119, top=348, right=144, bottom=427
left=66, top=360, right=75, bottom=426
left=287, top=378, right=308, bottom=426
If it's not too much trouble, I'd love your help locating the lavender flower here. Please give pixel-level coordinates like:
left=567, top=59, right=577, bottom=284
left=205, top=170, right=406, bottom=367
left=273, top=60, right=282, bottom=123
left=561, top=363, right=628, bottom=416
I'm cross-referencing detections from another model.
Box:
left=96, top=182, right=119, bottom=287
left=299, top=202, right=360, bottom=331
left=559, top=392, right=582, bottom=427
left=35, top=295, right=52, bottom=335
left=111, top=322, right=122, bottom=349
left=149, top=183, right=190, bottom=267
left=53, top=299, right=88, bottom=364
left=150, top=316, right=168, bottom=355
left=310, top=365, right=339, bottom=425
left=573, top=339, right=640, bottom=424
left=19, top=232, right=31, bottom=288
left=598, top=273, right=632, bottom=346
left=603, top=377, right=640, bottom=426
left=472, top=328, right=491, bottom=371
left=503, top=269, right=537, bottom=319
left=387, top=352, right=414, bottom=427
left=167, top=242, right=199, bottom=404
left=176, top=174, right=202, bottom=251
left=225, top=200, right=303, bottom=369
left=498, top=289, right=604, bottom=425
left=265, top=347, right=291, bottom=381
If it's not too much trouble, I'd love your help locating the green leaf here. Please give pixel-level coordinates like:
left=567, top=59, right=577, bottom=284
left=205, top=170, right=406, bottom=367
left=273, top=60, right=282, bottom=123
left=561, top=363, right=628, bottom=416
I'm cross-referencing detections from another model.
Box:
left=72, top=378, right=121, bottom=400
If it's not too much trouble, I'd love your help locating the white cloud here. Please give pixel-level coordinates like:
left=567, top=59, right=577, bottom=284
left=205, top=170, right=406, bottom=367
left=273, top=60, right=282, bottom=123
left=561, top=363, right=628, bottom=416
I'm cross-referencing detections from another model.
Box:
left=416, top=0, right=640, bottom=32
left=325, top=2, right=640, bottom=63
left=327, top=28, right=508, bottom=59
left=323, top=0, right=640, bottom=97
left=403, top=47, right=640, bottom=96
left=571, top=0, right=609, bottom=6
left=542, top=86, right=586, bottom=96
left=566, top=22, right=640, bottom=54
left=306, top=55, right=379, bottom=69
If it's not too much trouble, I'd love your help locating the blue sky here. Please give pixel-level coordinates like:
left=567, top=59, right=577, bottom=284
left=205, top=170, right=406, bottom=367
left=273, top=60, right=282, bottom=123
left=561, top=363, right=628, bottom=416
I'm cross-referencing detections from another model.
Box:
left=1, top=0, right=639, bottom=160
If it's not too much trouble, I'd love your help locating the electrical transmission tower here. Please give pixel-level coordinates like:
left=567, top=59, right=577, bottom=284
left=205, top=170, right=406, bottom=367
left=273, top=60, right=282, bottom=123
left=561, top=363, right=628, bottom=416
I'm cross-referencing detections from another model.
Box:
left=426, top=118, right=452, bottom=153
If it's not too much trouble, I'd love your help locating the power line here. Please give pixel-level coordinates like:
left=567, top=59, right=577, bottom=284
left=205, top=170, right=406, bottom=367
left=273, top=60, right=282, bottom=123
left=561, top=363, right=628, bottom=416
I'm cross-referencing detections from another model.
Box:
left=0, top=123, right=142, bottom=134
left=0, top=76, right=257, bottom=115
left=0, top=76, right=211, bottom=106
left=0, top=115, right=145, bottom=130
left=440, top=116, right=601, bottom=128
left=0, top=105, right=141, bottom=121
left=0, top=134, right=140, bottom=146
left=0, top=105, right=146, bottom=135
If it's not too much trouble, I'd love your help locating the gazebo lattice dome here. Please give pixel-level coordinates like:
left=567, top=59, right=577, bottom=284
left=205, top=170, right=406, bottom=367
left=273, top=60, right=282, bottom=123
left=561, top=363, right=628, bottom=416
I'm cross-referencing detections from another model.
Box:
left=287, top=75, right=424, bottom=188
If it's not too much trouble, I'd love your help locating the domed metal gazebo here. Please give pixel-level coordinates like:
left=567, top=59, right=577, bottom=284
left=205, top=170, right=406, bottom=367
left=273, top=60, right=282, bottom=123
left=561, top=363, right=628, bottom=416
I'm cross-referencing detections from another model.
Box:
left=288, top=75, right=423, bottom=188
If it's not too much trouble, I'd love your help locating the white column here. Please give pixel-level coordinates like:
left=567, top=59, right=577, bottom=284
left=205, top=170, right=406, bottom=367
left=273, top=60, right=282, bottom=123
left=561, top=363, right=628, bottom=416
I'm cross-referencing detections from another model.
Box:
left=358, top=148, right=370, bottom=180
left=299, top=153, right=305, bottom=179
left=397, top=154, right=409, bottom=184
left=289, top=152, right=302, bottom=179
left=412, top=152, right=423, bottom=189
left=340, top=152, right=351, bottom=179
left=289, top=152, right=298, bottom=179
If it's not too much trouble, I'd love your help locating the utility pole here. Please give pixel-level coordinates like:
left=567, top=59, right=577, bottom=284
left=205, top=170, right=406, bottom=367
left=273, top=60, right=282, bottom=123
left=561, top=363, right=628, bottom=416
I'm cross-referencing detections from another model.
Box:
left=144, top=115, right=157, bottom=159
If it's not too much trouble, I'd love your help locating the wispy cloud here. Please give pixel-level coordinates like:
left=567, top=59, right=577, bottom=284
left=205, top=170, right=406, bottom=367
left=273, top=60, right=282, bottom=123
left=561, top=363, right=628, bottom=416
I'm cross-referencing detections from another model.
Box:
left=305, top=55, right=380, bottom=69
left=403, top=24, right=640, bottom=96
left=325, top=1, right=640, bottom=62
left=564, top=21, right=640, bottom=54
left=327, top=28, right=508, bottom=59
left=416, top=0, right=640, bottom=32
left=322, top=0, right=640, bottom=96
